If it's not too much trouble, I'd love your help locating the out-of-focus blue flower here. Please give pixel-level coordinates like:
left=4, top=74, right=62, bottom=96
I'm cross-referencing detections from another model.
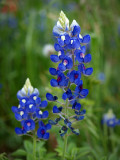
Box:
left=0, top=15, right=17, bottom=28
left=12, top=78, right=51, bottom=139
left=47, top=11, right=93, bottom=137
left=0, top=83, right=2, bottom=94
left=37, top=10, right=46, bottom=32
left=8, top=16, right=17, bottom=28
left=98, top=72, right=105, bottom=83
left=102, top=109, right=120, bottom=127
left=64, top=2, right=77, bottom=11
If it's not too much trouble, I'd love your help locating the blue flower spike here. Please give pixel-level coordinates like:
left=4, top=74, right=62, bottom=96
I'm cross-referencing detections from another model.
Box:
left=12, top=78, right=51, bottom=140
left=48, top=11, right=93, bottom=137
left=102, top=109, right=120, bottom=128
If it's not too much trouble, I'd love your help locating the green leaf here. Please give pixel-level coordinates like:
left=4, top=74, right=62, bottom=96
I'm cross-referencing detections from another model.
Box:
left=27, top=153, right=33, bottom=160
left=24, top=140, right=33, bottom=153
left=100, top=156, right=107, bottom=160
left=76, top=147, right=91, bottom=159
left=68, top=143, right=77, bottom=153
left=88, top=155, right=94, bottom=160
left=109, top=153, right=117, bottom=160
left=11, top=149, right=27, bottom=157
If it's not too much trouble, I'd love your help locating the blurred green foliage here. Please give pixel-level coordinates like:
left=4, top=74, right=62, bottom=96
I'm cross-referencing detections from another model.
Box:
left=0, top=0, right=120, bottom=159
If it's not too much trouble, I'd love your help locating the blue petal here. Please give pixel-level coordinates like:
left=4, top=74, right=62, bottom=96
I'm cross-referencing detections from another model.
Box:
left=81, top=46, right=86, bottom=53
left=11, top=106, right=18, bottom=113
left=45, top=124, right=51, bottom=130
left=40, top=100, right=48, bottom=108
left=84, top=54, right=91, bottom=63
left=50, top=55, right=60, bottom=63
left=49, top=68, right=57, bottom=75
left=53, top=106, right=60, bottom=113
left=74, top=103, right=81, bottom=110
left=85, top=68, right=93, bottom=75
left=76, top=51, right=84, bottom=63
left=66, top=58, right=73, bottom=69
left=64, top=34, right=70, bottom=44
left=15, top=127, right=26, bottom=135
left=15, top=113, right=22, bottom=121
left=48, top=120, right=56, bottom=125
left=58, top=38, right=64, bottom=46
left=71, top=38, right=80, bottom=49
left=58, top=63, right=66, bottom=71
left=82, top=35, right=91, bottom=44
left=37, top=128, right=43, bottom=138
left=39, top=120, right=44, bottom=127
left=42, top=111, right=49, bottom=119
left=50, top=79, right=58, bottom=87
left=24, top=119, right=35, bottom=131
left=74, top=115, right=84, bottom=121
left=54, top=43, right=61, bottom=51
left=72, top=26, right=80, bottom=36
left=80, top=89, right=89, bottom=97
left=46, top=93, right=54, bottom=101
left=35, top=97, right=41, bottom=104
left=78, top=64, right=84, bottom=72
left=43, top=133, right=49, bottom=140
left=62, top=93, right=68, bottom=100
left=69, top=70, right=75, bottom=83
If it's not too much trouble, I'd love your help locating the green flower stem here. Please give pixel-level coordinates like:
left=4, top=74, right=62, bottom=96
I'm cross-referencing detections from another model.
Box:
left=63, top=99, right=69, bottom=160
left=33, top=134, right=37, bottom=160
left=63, top=134, right=68, bottom=160
left=103, top=124, right=108, bottom=155
left=63, top=49, right=75, bottom=160
left=110, top=127, right=115, bottom=152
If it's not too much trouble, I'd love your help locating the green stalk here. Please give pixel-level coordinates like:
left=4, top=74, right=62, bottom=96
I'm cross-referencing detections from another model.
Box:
left=63, top=99, right=68, bottom=160
left=110, top=127, right=115, bottom=152
left=33, top=134, right=37, bottom=160
left=63, top=49, right=74, bottom=160
left=103, top=124, right=108, bottom=155
left=63, top=134, right=68, bottom=160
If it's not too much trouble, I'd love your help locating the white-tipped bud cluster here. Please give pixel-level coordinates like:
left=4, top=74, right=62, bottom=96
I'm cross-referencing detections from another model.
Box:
left=23, top=78, right=34, bottom=95
left=57, top=11, right=69, bottom=30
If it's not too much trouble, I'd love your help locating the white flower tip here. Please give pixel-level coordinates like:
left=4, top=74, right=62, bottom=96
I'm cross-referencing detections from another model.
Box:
left=57, top=11, right=69, bottom=30
left=105, top=109, right=115, bottom=119
left=23, top=78, right=34, bottom=95
left=70, top=19, right=79, bottom=29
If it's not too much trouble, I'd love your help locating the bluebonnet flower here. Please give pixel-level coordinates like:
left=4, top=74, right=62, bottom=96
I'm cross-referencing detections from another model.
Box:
left=47, top=11, right=93, bottom=137
left=37, top=121, right=51, bottom=140
left=50, top=71, right=68, bottom=87
left=102, top=109, right=120, bottom=127
left=78, top=64, right=93, bottom=76
left=12, top=78, right=51, bottom=139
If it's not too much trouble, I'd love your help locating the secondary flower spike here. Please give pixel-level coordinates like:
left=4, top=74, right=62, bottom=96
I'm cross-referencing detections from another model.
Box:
left=102, top=109, right=120, bottom=127
left=47, top=11, right=93, bottom=137
left=12, top=78, right=51, bottom=140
